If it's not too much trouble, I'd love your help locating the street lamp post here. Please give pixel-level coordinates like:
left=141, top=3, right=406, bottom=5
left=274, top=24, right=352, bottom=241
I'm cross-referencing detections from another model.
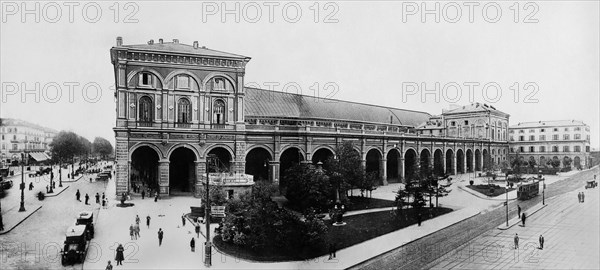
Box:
left=204, top=154, right=217, bottom=267
left=58, top=161, right=63, bottom=187
left=505, top=173, right=509, bottom=227
left=539, top=170, right=545, bottom=205
left=19, top=152, right=27, bottom=212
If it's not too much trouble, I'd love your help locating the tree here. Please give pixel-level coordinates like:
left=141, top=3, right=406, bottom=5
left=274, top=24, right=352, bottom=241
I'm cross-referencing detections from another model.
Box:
left=49, top=131, right=89, bottom=166
left=528, top=157, right=537, bottom=169
left=395, top=187, right=409, bottom=220
left=283, top=164, right=334, bottom=213
left=324, top=141, right=364, bottom=198
left=92, top=137, right=114, bottom=159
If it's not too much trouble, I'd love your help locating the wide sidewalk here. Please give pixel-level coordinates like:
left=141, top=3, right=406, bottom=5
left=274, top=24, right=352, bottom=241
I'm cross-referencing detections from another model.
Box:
left=426, top=184, right=600, bottom=269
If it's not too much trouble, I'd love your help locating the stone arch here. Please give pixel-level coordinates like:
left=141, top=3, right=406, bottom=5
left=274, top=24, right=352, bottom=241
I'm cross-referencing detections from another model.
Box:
left=312, top=146, right=335, bottom=164
left=386, top=148, right=402, bottom=183
left=433, top=149, right=444, bottom=176
left=164, top=70, right=203, bottom=90
left=456, top=149, right=465, bottom=174
left=130, top=144, right=161, bottom=194
left=404, top=148, right=418, bottom=181
left=203, top=72, right=237, bottom=91
left=169, top=146, right=197, bottom=194
left=245, top=144, right=275, bottom=158
left=363, top=146, right=383, bottom=161
left=129, top=142, right=165, bottom=161
left=166, top=143, right=200, bottom=161
left=466, top=149, right=473, bottom=172
left=279, top=146, right=305, bottom=186
left=245, top=146, right=273, bottom=182
left=366, top=148, right=383, bottom=183
left=126, top=67, right=165, bottom=88
left=475, top=149, right=482, bottom=171
left=203, top=144, right=235, bottom=159
left=206, top=146, right=234, bottom=173
left=445, top=149, right=454, bottom=175
left=419, top=148, right=431, bottom=175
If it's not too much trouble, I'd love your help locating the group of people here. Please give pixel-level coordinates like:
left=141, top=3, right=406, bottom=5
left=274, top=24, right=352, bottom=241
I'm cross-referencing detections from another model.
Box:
left=577, top=191, right=585, bottom=203
left=75, top=189, right=107, bottom=207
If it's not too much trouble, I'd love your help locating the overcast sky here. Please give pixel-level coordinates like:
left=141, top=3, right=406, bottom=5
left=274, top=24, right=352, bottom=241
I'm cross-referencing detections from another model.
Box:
left=1, top=1, right=598, bottom=148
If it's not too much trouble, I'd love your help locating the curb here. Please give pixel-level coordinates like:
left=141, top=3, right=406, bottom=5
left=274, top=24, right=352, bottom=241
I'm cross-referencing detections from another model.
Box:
left=497, top=203, right=547, bottom=230
left=62, top=174, right=83, bottom=183
left=45, top=185, right=70, bottom=197
left=0, top=205, right=43, bottom=235
left=458, top=185, right=518, bottom=202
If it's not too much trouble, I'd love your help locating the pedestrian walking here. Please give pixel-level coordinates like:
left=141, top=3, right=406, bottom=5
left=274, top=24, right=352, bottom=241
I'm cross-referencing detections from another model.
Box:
left=539, top=235, right=544, bottom=250
left=85, top=193, right=90, bottom=205
left=195, top=222, right=200, bottom=238
left=328, top=242, right=337, bottom=260
left=154, top=193, right=159, bottom=202
left=136, top=215, right=141, bottom=225
left=102, top=192, right=105, bottom=202
left=76, top=189, right=81, bottom=201
left=115, top=244, right=125, bottom=265
left=46, top=185, right=49, bottom=193
left=141, top=190, right=146, bottom=200
left=146, top=215, right=151, bottom=228
left=182, top=214, right=186, bottom=227
left=134, top=223, right=140, bottom=239
left=102, top=198, right=107, bottom=209
left=514, top=233, right=519, bottom=249
left=190, top=237, right=195, bottom=252
left=129, top=224, right=135, bottom=240
left=517, top=205, right=521, bottom=219
left=95, top=193, right=100, bottom=204
left=417, top=212, right=422, bottom=226
left=158, top=228, right=164, bottom=246
left=578, top=192, right=582, bottom=203
left=581, top=192, right=585, bottom=203
left=521, top=212, right=526, bottom=226
left=29, top=182, right=33, bottom=190
left=105, top=260, right=113, bottom=270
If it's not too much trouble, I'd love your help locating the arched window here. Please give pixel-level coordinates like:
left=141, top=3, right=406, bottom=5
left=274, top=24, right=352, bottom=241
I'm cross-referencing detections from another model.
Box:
left=208, top=77, right=234, bottom=92
left=213, top=100, right=225, bottom=124
left=177, top=98, right=191, bottom=123
left=139, top=96, right=153, bottom=122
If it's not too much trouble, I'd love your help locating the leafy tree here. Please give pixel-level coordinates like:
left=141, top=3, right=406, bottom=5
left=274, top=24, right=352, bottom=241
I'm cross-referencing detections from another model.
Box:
left=92, top=137, right=114, bottom=159
left=199, top=183, right=227, bottom=207
left=283, top=164, right=334, bottom=213
left=528, top=157, right=537, bottom=169
left=49, top=131, right=89, bottom=167
left=549, top=158, right=561, bottom=168
left=325, top=141, right=364, bottom=198
left=563, top=156, right=572, bottom=167
left=395, top=187, right=409, bottom=220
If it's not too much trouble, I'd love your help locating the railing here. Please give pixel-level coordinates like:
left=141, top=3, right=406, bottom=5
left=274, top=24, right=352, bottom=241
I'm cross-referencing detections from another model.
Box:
left=138, top=121, right=153, bottom=127
left=176, top=123, right=191, bottom=128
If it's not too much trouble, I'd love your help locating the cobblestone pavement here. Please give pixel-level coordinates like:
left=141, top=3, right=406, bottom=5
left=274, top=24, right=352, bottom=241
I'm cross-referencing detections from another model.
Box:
left=0, top=174, right=107, bottom=270
left=353, top=167, right=598, bottom=270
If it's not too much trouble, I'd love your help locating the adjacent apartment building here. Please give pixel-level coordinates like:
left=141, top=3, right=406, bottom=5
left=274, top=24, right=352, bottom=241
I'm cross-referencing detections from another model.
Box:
left=0, top=118, right=58, bottom=166
left=508, top=120, right=591, bottom=169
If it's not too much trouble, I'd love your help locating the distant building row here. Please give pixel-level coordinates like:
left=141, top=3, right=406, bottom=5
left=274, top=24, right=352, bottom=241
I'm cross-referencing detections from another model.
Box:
left=0, top=118, right=57, bottom=166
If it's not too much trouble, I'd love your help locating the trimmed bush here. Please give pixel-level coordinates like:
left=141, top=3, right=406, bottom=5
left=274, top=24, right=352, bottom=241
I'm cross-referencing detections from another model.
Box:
left=469, top=180, right=474, bottom=186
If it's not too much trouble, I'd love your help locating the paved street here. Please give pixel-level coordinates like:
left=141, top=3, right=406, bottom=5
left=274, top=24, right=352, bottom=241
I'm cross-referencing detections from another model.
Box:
left=0, top=168, right=108, bottom=269
left=427, top=186, right=599, bottom=269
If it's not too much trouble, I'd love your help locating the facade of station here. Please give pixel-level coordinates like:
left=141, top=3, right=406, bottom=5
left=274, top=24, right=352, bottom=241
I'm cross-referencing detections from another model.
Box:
left=110, top=38, right=510, bottom=197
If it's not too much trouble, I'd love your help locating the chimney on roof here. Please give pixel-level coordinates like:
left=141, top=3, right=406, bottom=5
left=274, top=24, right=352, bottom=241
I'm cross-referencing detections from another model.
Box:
left=193, top=41, right=199, bottom=49
left=173, top=39, right=179, bottom=43
left=116, top=36, right=123, bottom=46
left=159, top=38, right=163, bottom=44
left=148, top=39, right=154, bottom=45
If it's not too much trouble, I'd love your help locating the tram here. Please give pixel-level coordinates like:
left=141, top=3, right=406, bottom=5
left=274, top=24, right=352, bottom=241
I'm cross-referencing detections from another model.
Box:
left=517, top=179, right=540, bottom=200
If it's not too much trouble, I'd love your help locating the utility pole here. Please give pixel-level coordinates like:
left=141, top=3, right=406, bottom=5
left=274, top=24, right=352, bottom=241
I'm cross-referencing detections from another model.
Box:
left=204, top=154, right=216, bottom=267
left=19, top=152, right=27, bottom=212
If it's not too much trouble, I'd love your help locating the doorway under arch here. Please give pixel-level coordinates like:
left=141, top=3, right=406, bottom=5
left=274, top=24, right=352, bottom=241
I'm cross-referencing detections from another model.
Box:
left=169, top=147, right=196, bottom=194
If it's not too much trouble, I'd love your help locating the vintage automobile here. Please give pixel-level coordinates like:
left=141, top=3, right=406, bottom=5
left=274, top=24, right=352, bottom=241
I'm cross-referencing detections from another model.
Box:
left=61, top=225, right=88, bottom=266
left=585, top=180, right=598, bottom=189
left=0, top=177, right=13, bottom=190
left=76, top=211, right=95, bottom=239
left=95, top=172, right=110, bottom=181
